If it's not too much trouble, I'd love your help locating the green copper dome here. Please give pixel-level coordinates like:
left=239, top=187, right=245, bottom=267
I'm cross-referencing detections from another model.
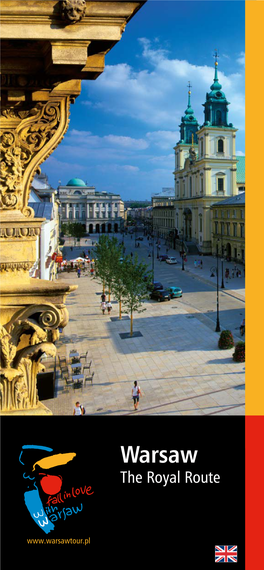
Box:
left=202, top=55, right=231, bottom=128
left=178, top=84, right=199, bottom=144
left=66, top=178, right=86, bottom=187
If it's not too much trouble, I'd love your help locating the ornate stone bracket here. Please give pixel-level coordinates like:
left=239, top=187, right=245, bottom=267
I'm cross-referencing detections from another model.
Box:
left=0, top=302, right=69, bottom=411
left=0, top=96, right=70, bottom=217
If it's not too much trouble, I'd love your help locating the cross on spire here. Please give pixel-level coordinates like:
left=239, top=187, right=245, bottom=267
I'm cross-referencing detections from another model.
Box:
left=187, top=81, right=192, bottom=93
left=214, top=49, right=219, bottom=66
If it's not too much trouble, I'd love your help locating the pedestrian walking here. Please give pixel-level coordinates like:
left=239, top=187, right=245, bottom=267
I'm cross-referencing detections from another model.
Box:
left=232, top=269, right=235, bottom=278
left=200, top=260, right=203, bottom=269
left=106, top=301, right=112, bottom=314
left=77, top=267, right=81, bottom=278
left=101, top=293, right=106, bottom=302
left=132, top=380, right=142, bottom=410
left=101, top=301, right=106, bottom=314
left=73, top=401, right=84, bottom=416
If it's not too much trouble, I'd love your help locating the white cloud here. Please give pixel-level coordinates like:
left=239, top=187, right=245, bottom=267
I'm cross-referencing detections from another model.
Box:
left=83, top=38, right=245, bottom=136
left=237, top=51, right=245, bottom=66
left=104, top=134, right=148, bottom=150
left=68, top=129, right=148, bottom=151
left=146, top=130, right=177, bottom=149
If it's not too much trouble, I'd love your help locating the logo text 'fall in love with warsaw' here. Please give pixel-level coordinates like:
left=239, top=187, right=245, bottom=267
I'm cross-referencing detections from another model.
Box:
left=19, top=444, right=94, bottom=533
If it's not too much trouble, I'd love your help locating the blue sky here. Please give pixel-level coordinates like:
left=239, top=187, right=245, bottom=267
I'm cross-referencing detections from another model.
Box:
left=44, top=1, right=245, bottom=200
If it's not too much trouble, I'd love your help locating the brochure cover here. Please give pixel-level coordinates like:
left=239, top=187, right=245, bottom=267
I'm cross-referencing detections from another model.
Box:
left=0, top=0, right=258, bottom=567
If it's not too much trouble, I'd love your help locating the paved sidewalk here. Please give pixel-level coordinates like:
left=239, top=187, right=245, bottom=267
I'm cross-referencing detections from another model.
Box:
left=45, top=263, right=245, bottom=416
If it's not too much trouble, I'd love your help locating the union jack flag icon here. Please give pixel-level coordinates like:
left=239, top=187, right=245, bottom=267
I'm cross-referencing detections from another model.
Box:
left=215, top=545, right=237, bottom=563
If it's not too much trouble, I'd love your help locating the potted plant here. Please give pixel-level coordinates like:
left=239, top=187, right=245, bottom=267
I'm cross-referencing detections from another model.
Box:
left=218, top=330, right=235, bottom=350
left=233, top=341, right=245, bottom=362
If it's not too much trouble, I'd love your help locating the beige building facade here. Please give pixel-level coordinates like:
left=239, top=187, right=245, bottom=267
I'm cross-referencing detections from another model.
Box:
left=152, top=188, right=176, bottom=243
left=211, top=192, right=245, bottom=264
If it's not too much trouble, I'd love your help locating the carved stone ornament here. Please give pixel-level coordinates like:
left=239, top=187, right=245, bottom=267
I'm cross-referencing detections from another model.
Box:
left=189, top=146, right=197, bottom=164
left=0, top=98, right=70, bottom=216
left=61, top=0, right=86, bottom=24
left=0, top=303, right=68, bottom=411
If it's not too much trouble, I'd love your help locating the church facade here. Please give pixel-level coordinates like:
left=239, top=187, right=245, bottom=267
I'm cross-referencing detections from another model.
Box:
left=173, top=57, right=244, bottom=254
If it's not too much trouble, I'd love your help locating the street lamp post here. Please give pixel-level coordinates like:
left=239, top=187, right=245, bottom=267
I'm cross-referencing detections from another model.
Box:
left=219, top=238, right=225, bottom=289
left=210, top=242, right=221, bottom=332
left=181, top=227, right=185, bottom=271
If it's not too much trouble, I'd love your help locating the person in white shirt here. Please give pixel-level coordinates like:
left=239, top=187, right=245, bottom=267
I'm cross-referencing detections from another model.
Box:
left=73, top=402, right=83, bottom=416
left=132, top=381, right=142, bottom=410
left=106, top=301, right=112, bottom=314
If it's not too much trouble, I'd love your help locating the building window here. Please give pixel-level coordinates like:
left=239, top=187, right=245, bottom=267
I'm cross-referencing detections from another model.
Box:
left=233, top=223, right=237, bottom=237
left=82, top=211, right=85, bottom=220
left=233, top=209, right=237, bottom=218
left=241, top=210, right=245, bottom=219
left=215, top=221, right=218, bottom=235
left=215, top=210, right=218, bottom=218
left=227, top=210, right=230, bottom=218
left=75, top=211, right=79, bottom=219
left=200, top=138, right=203, bottom=157
left=218, top=178, right=224, bottom=193
left=226, top=222, right=230, bottom=236
left=240, top=224, right=245, bottom=238
left=200, top=177, right=203, bottom=195
left=199, top=215, right=202, bottom=232
left=189, top=177, right=192, bottom=197
left=221, top=210, right=225, bottom=218
left=69, top=211, right=73, bottom=220
left=221, top=222, right=224, bottom=235
left=217, top=139, right=224, bottom=153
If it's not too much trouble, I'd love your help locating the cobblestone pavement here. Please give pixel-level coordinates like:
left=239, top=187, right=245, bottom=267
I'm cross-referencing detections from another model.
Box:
left=44, top=235, right=245, bottom=416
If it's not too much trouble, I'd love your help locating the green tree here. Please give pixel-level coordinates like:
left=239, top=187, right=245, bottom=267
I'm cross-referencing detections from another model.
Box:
left=94, top=235, right=122, bottom=300
left=70, top=222, right=86, bottom=239
left=111, top=261, right=127, bottom=319
left=60, top=222, right=85, bottom=240
left=121, top=254, right=150, bottom=336
left=94, top=235, right=110, bottom=295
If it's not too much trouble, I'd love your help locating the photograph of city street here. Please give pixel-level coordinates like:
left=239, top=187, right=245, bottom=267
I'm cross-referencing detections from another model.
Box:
left=0, top=0, right=245, bottom=416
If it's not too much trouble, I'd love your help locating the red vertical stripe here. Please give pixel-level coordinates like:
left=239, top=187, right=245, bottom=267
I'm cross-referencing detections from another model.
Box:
left=246, top=416, right=264, bottom=568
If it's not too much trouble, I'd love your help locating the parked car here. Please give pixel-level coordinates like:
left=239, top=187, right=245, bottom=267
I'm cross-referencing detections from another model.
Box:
left=159, top=255, right=169, bottom=262
left=166, top=257, right=178, bottom=264
left=147, top=281, right=164, bottom=291
left=169, top=286, right=182, bottom=298
left=150, top=289, right=171, bottom=302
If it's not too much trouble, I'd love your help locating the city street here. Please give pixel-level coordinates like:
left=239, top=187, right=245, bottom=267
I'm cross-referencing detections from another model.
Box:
left=45, top=233, right=245, bottom=416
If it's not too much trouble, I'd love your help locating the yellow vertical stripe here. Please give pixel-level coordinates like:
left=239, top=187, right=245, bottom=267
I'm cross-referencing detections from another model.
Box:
left=246, top=1, right=263, bottom=414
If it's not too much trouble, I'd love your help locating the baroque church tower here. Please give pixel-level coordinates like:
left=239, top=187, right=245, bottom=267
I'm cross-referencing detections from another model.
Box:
left=174, top=52, right=238, bottom=254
